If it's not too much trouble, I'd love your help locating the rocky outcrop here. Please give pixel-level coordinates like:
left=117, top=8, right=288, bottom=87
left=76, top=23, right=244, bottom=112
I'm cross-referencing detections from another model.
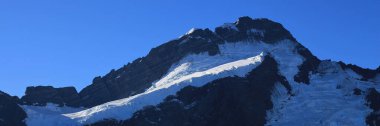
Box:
left=0, top=91, right=27, bottom=126
left=88, top=56, right=292, bottom=126
left=215, top=16, right=296, bottom=43
left=20, top=86, right=81, bottom=107
left=293, top=44, right=321, bottom=84
left=366, top=88, right=380, bottom=126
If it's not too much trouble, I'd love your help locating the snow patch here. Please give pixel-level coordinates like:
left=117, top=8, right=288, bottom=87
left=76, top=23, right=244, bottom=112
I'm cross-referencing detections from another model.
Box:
left=185, top=28, right=199, bottom=35
left=266, top=61, right=377, bottom=126
left=21, top=103, right=84, bottom=126
left=344, top=69, right=363, bottom=79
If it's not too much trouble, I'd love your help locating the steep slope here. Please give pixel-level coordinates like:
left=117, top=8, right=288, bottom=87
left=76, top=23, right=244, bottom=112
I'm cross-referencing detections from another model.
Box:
left=267, top=60, right=377, bottom=125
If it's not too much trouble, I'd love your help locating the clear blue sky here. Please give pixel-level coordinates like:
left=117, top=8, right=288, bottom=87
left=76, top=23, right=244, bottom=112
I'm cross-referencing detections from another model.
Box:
left=0, top=0, right=379, bottom=96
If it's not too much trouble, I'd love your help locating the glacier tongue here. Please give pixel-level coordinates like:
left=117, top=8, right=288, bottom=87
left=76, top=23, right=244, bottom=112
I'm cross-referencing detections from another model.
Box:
left=63, top=42, right=267, bottom=125
left=21, top=103, right=84, bottom=126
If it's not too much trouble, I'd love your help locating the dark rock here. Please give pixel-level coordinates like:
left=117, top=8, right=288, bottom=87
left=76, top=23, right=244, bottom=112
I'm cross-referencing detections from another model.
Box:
left=366, top=88, right=380, bottom=111
left=88, top=56, right=292, bottom=126
left=215, top=16, right=296, bottom=43
left=293, top=44, right=321, bottom=84
left=236, top=17, right=297, bottom=43
left=353, top=88, right=362, bottom=95
left=0, top=91, right=27, bottom=126
left=366, top=112, right=380, bottom=126
left=21, top=86, right=81, bottom=107
left=365, top=88, right=380, bottom=126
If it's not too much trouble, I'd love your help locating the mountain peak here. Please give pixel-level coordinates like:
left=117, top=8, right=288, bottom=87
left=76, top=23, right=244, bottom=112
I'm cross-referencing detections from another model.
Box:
left=185, top=28, right=200, bottom=35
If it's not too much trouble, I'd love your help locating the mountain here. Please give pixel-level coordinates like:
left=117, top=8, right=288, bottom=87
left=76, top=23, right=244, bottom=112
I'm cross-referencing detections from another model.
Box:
left=0, top=91, right=26, bottom=126
left=77, top=16, right=305, bottom=108
left=0, top=16, right=379, bottom=126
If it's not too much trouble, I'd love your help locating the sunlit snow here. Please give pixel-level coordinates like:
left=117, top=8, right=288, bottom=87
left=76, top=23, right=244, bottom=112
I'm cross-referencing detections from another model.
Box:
left=266, top=61, right=378, bottom=126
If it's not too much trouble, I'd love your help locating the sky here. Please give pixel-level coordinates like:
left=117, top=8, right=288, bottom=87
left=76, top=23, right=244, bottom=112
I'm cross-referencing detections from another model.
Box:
left=0, top=0, right=379, bottom=96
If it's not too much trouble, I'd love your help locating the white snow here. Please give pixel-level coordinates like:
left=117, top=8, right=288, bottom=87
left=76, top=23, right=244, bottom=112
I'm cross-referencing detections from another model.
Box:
left=21, top=103, right=84, bottom=126
left=344, top=69, right=363, bottom=79
left=266, top=61, right=378, bottom=126
left=185, top=28, right=199, bottom=35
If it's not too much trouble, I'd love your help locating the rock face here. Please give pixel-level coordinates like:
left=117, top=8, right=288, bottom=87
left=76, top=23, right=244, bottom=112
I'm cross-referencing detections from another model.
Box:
left=293, top=44, right=321, bottom=84
left=20, top=86, right=81, bottom=107
left=88, top=56, right=291, bottom=126
left=366, top=88, right=380, bottom=126
left=0, top=91, right=27, bottom=126
left=78, top=16, right=308, bottom=107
